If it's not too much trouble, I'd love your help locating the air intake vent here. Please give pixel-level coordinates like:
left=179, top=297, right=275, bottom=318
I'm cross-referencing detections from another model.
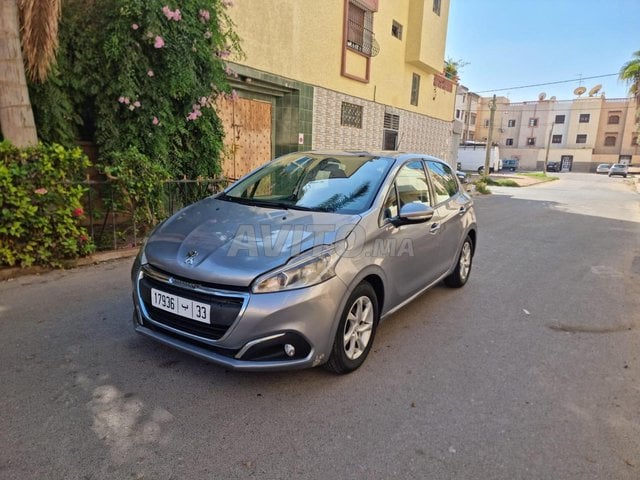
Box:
left=384, top=113, right=400, bottom=131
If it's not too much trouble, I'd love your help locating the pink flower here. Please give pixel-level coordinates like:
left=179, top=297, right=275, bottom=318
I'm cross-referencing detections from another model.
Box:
left=79, top=234, right=89, bottom=243
left=154, top=36, right=165, bottom=48
left=199, top=9, right=210, bottom=21
left=34, top=188, right=48, bottom=195
left=72, top=207, right=84, bottom=217
left=118, top=96, right=125, bottom=103
left=162, top=6, right=181, bottom=21
left=186, top=110, right=202, bottom=121
left=231, top=89, right=239, bottom=100
left=147, top=70, right=154, bottom=77
left=152, top=116, right=159, bottom=125
left=133, top=100, right=141, bottom=108
left=132, top=23, right=139, bottom=30
left=123, top=97, right=130, bottom=105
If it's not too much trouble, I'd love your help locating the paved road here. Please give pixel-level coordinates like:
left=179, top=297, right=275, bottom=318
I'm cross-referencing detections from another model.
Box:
left=1, top=173, right=639, bottom=480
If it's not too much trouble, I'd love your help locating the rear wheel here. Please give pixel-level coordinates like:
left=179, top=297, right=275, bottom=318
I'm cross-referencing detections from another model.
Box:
left=444, top=236, right=473, bottom=288
left=325, top=282, right=379, bottom=374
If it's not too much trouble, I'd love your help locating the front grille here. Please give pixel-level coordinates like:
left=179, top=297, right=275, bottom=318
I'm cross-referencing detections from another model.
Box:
left=138, top=269, right=246, bottom=341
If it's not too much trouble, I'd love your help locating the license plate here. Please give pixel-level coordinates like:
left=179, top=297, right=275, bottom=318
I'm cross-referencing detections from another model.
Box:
left=151, top=288, right=210, bottom=324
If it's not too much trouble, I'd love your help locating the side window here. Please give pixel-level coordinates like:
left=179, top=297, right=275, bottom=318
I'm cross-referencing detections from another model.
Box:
left=396, top=161, right=430, bottom=208
left=380, top=161, right=430, bottom=224
left=427, top=161, right=458, bottom=204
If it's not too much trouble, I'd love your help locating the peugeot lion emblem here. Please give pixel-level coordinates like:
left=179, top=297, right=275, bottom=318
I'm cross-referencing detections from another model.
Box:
left=184, top=250, right=199, bottom=265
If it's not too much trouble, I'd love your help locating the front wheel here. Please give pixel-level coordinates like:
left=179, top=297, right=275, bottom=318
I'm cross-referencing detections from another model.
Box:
left=444, top=236, right=473, bottom=288
left=325, top=282, right=379, bottom=374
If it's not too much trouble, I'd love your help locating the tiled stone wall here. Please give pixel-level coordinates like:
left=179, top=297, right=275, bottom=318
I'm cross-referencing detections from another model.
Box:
left=313, top=88, right=454, bottom=163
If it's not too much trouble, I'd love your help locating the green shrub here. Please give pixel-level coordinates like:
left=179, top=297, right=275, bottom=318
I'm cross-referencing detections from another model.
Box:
left=101, top=146, right=171, bottom=227
left=473, top=179, right=491, bottom=195
left=486, top=177, right=520, bottom=187
left=0, top=141, right=94, bottom=267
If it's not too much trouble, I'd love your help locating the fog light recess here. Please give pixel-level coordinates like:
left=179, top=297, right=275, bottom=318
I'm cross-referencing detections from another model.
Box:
left=284, top=344, right=296, bottom=357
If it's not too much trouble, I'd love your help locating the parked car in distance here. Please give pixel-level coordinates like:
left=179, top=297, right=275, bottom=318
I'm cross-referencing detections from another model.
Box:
left=131, top=151, right=477, bottom=374
left=596, top=163, right=610, bottom=174
left=501, top=159, right=519, bottom=172
left=546, top=161, right=561, bottom=172
left=456, top=170, right=468, bottom=183
left=608, top=163, right=628, bottom=178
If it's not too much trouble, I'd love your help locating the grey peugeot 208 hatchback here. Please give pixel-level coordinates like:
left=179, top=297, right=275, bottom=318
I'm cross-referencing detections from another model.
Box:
left=131, top=151, right=477, bottom=374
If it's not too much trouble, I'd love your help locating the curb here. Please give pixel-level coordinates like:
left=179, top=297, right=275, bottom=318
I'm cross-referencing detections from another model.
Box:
left=0, top=247, right=139, bottom=283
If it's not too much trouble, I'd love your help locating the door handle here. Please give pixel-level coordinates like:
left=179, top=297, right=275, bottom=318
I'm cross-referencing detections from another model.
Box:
left=430, top=222, right=441, bottom=234
left=458, top=205, right=467, bottom=216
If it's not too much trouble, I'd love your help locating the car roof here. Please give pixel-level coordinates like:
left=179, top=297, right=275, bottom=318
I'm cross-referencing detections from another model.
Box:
left=293, top=150, right=446, bottom=163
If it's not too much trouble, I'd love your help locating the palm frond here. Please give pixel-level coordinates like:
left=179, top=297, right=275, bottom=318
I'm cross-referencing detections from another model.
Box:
left=19, top=0, right=61, bottom=83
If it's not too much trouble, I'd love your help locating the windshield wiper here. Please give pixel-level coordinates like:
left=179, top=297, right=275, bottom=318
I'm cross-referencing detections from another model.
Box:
left=218, top=194, right=290, bottom=210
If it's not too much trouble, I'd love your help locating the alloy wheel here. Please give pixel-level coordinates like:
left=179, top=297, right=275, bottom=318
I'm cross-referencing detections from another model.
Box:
left=343, top=296, right=374, bottom=360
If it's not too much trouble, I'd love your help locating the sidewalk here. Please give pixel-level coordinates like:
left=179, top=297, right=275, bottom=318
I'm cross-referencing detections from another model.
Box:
left=0, top=247, right=139, bottom=283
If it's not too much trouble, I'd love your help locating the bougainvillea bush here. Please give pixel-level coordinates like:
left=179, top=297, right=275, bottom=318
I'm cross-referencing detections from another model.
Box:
left=31, top=0, right=240, bottom=180
left=0, top=141, right=94, bottom=267
left=25, top=0, right=241, bottom=252
left=95, top=0, right=240, bottom=178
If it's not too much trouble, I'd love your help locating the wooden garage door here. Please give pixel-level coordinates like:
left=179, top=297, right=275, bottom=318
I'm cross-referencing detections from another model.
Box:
left=217, top=97, right=272, bottom=180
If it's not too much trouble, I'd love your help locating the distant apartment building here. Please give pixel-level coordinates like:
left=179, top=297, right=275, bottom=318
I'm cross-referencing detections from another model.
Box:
left=454, top=85, right=480, bottom=143
left=218, top=0, right=457, bottom=178
left=475, top=91, right=639, bottom=172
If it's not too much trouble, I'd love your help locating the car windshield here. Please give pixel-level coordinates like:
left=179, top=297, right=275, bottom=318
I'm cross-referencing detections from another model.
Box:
left=221, top=153, right=394, bottom=214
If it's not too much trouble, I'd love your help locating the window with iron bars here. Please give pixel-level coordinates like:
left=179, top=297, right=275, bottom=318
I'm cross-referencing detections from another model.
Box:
left=347, top=1, right=376, bottom=57
left=341, top=102, right=363, bottom=128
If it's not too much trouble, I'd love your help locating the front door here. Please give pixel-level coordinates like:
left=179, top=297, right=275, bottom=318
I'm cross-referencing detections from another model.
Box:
left=561, top=155, right=573, bottom=172
left=374, top=161, right=439, bottom=300
left=217, top=97, right=272, bottom=180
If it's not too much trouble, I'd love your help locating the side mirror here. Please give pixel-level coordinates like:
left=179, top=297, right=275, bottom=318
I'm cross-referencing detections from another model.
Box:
left=394, top=203, right=434, bottom=225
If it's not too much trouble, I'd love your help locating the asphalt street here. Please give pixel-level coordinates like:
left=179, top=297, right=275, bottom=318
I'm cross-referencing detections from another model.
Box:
left=1, top=172, right=639, bottom=480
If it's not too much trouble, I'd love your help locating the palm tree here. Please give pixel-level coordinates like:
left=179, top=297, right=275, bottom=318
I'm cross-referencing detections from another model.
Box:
left=619, top=50, right=640, bottom=105
left=0, top=0, right=60, bottom=147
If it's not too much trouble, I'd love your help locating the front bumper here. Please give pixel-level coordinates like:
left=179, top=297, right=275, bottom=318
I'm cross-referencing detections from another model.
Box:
left=132, top=264, right=347, bottom=371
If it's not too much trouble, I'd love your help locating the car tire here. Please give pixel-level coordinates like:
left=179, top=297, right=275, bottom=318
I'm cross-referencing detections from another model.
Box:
left=444, top=236, right=473, bottom=288
left=325, top=282, right=379, bottom=374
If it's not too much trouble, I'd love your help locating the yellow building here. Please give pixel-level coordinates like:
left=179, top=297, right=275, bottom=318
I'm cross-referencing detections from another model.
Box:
left=218, top=0, right=456, bottom=178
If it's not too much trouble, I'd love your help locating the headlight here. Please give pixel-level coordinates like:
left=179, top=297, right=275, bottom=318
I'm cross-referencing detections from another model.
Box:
left=252, top=242, right=345, bottom=293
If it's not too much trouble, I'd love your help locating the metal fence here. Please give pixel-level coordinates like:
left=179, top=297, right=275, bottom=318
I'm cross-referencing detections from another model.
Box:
left=80, top=178, right=230, bottom=251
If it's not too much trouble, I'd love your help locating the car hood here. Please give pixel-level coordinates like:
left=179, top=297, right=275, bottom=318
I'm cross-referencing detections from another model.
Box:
left=144, top=197, right=361, bottom=287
